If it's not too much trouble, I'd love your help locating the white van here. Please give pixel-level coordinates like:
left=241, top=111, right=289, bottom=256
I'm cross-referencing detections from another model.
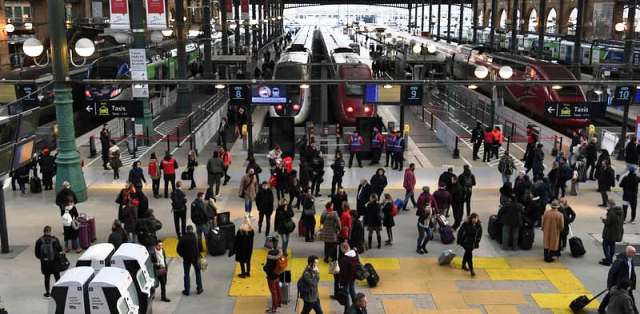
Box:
left=76, top=243, right=115, bottom=272
left=50, top=266, right=95, bottom=314
left=110, top=243, right=155, bottom=313
left=88, top=267, right=139, bottom=314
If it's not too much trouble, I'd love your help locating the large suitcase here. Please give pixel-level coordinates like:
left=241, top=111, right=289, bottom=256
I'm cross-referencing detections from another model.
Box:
left=569, top=289, right=607, bottom=312
left=30, top=177, right=42, bottom=194
left=569, top=226, right=585, bottom=257
left=87, top=217, right=96, bottom=242
left=217, top=212, right=231, bottom=226
left=78, top=222, right=90, bottom=249
left=439, top=225, right=455, bottom=244
left=297, top=217, right=305, bottom=237
left=518, top=226, right=535, bottom=250
left=363, top=263, right=379, bottom=287
left=488, top=215, right=502, bottom=243
left=280, top=282, right=290, bottom=305
left=218, top=223, right=235, bottom=251
left=206, top=228, right=226, bottom=256
left=438, top=249, right=456, bottom=266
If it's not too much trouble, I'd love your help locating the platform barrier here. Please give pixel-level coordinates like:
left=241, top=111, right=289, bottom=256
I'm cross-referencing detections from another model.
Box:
left=432, top=112, right=460, bottom=158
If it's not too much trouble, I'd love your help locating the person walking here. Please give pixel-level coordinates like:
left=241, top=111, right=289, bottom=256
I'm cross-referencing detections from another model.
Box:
left=264, top=239, right=283, bottom=313
left=37, top=148, right=55, bottom=190
left=152, top=240, right=171, bottom=302
left=542, top=201, right=565, bottom=262
left=456, top=213, right=482, bottom=277
left=606, top=279, right=635, bottom=314
left=206, top=151, right=225, bottom=199
left=147, top=153, right=161, bottom=198
left=450, top=177, right=465, bottom=230
left=239, top=168, right=258, bottom=217
left=619, top=166, right=640, bottom=223
left=108, top=220, right=128, bottom=249
left=191, top=192, right=213, bottom=252
left=318, top=202, right=341, bottom=263
left=599, top=201, right=624, bottom=266
left=100, top=124, right=111, bottom=170
left=381, top=194, right=395, bottom=245
left=338, top=243, right=361, bottom=313
left=298, top=255, right=323, bottom=314
left=128, top=161, right=146, bottom=193
left=221, top=147, right=232, bottom=185
left=274, top=198, right=294, bottom=255
left=402, top=163, right=417, bottom=211
left=586, top=138, right=598, bottom=180
left=458, top=165, right=476, bottom=216
left=497, top=197, right=523, bottom=250
left=177, top=225, right=203, bottom=296
left=35, top=225, right=63, bottom=297
left=187, top=150, right=198, bottom=190
left=331, top=151, right=345, bottom=197
left=109, top=141, right=122, bottom=180
left=301, top=190, right=317, bottom=242
left=416, top=202, right=433, bottom=254
left=273, top=162, right=288, bottom=201
left=231, top=218, right=255, bottom=278
left=491, top=126, right=504, bottom=160
left=170, top=181, right=188, bottom=238
left=364, top=194, right=382, bottom=249
left=370, top=168, right=388, bottom=198
left=596, top=160, right=616, bottom=207
left=246, top=156, right=262, bottom=184
left=471, top=122, right=483, bottom=160
left=347, top=293, right=368, bottom=314
left=498, top=152, right=516, bottom=184
left=598, top=246, right=637, bottom=314
left=160, top=152, right=178, bottom=198
left=256, top=181, right=275, bottom=235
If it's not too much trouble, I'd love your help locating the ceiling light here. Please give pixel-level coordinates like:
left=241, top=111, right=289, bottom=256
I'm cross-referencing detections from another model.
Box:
left=215, top=84, right=225, bottom=89
left=383, top=84, right=393, bottom=89
left=300, top=84, right=310, bottom=89
left=474, top=65, right=489, bottom=79
left=468, top=84, right=478, bottom=89
left=552, top=85, right=563, bottom=90
left=4, top=23, right=15, bottom=33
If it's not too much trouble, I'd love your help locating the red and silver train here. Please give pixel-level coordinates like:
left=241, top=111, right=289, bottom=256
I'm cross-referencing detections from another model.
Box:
left=319, top=27, right=376, bottom=126
left=270, top=26, right=314, bottom=124
left=392, top=31, right=589, bottom=128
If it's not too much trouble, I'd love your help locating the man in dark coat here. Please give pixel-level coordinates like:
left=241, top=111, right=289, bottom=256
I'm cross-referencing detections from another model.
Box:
left=256, top=182, right=275, bottom=235
left=586, top=138, right=598, bottom=180
left=170, top=181, right=188, bottom=238
left=532, top=144, right=545, bottom=179
left=177, top=225, right=203, bottom=295
left=136, top=209, right=162, bottom=248
left=191, top=192, right=213, bottom=251
left=99, top=124, right=111, bottom=170
left=356, top=180, right=372, bottom=217
left=600, top=202, right=624, bottom=266
left=35, top=225, right=63, bottom=297
left=332, top=188, right=348, bottom=216
left=596, top=160, right=616, bottom=207
left=37, top=148, right=55, bottom=190
left=625, top=136, right=639, bottom=166
left=339, top=244, right=362, bottom=312
left=438, top=168, right=455, bottom=191
left=470, top=122, right=484, bottom=161
left=599, top=246, right=637, bottom=313
left=497, top=197, right=523, bottom=250
left=619, top=166, right=640, bottom=223
left=55, top=181, right=78, bottom=215
left=458, top=165, right=476, bottom=216
left=347, top=293, right=368, bottom=314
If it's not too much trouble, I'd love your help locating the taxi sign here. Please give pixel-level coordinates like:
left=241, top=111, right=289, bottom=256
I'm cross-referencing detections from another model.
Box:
left=544, top=101, right=607, bottom=119
left=86, top=100, right=144, bottom=118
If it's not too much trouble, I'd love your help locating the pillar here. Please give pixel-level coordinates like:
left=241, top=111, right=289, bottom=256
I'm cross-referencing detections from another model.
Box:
left=573, top=0, right=584, bottom=79
left=0, top=0, right=10, bottom=71
left=221, top=0, right=229, bottom=55
left=422, top=0, right=426, bottom=33
left=459, top=0, right=464, bottom=42
left=203, top=0, right=213, bottom=76
left=489, top=0, right=497, bottom=50
left=511, top=0, right=518, bottom=53
left=447, top=0, right=452, bottom=42
left=472, top=0, right=479, bottom=44
left=234, top=0, right=240, bottom=54
left=537, top=0, right=547, bottom=57
left=409, top=3, right=413, bottom=32
left=437, top=0, right=442, bottom=39
left=429, top=0, right=433, bottom=34
left=175, top=0, right=192, bottom=113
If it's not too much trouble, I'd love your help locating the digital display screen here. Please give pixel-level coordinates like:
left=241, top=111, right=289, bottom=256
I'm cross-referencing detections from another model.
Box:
left=0, top=116, right=19, bottom=146
left=364, top=84, right=401, bottom=104
left=0, top=144, right=14, bottom=175
left=17, top=108, right=40, bottom=140
left=13, top=137, right=35, bottom=169
left=251, top=85, right=288, bottom=104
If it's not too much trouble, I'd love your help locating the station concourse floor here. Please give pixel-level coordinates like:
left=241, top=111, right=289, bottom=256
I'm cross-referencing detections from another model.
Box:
left=1, top=110, right=639, bottom=313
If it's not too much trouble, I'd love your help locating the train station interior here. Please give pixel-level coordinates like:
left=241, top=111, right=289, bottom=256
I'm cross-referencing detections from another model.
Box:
left=0, top=0, right=639, bottom=312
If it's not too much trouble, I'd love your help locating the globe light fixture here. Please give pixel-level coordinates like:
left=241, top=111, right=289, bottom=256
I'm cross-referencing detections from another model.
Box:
left=4, top=23, right=15, bottom=33
left=498, top=66, right=513, bottom=80
left=615, top=22, right=626, bottom=32
left=74, top=38, right=95, bottom=57
left=23, top=37, right=44, bottom=57
left=412, top=44, right=422, bottom=54
left=474, top=65, right=489, bottom=79
left=426, top=44, right=437, bottom=54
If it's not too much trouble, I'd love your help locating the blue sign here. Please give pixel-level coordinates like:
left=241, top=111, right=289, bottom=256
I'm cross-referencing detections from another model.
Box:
left=251, top=85, right=288, bottom=104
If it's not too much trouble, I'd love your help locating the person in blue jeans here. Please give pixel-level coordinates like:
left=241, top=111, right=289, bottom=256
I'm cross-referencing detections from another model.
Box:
left=176, top=225, right=203, bottom=295
left=239, top=168, right=258, bottom=217
left=599, top=202, right=624, bottom=266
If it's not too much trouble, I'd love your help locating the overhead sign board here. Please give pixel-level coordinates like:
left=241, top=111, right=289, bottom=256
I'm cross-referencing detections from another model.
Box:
left=612, top=86, right=633, bottom=106
left=364, top=84, right=401, bottom=104
left=129, top=49, right=149, bottom=98
left=544, top=101, right=607, bottom=119
left=229, top=84, right=250, bottom=106
left=251, top=85, right=288, bottom=104
left=145, top=0, right=167, bottom=30
left=87, top=100, right=144, bottom=118
left=109, top=0, right=130, bottom=29
left=402, top=84, right=423, bottom=106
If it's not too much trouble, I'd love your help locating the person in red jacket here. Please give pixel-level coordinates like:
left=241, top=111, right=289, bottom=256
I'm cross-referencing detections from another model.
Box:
left=348, top=131, right=364, bottom=168
left=147, top=153, right=161, bottom=198
left=482, top=127, right=494, bottom=162
left=340, top=204, right=353, bottom=241
left=160, top=152, right=179, bottom=198
left=491, top=127, right=504, bottom=160
left=402, top=163, right=417, bottom=211
left=220, top=147, right=232, bottom=185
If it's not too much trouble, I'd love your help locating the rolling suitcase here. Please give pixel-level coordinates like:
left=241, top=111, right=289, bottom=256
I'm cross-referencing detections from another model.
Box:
left=30, top=176, right=42, bottom=194
left=206, top=228, right=226, bottom=256
left=568, top=226, right=586, bottom=257
left=518, top=218, right=534, bottom=250
left=439, top=225, right=455, bottom=244
left=438, top=249, right=456, bottom=266
left=488, top=214, right=502, bottom=243
left=569, top=289, right=607, bottom=312
left=78, top=221, right=90, bottom=249
left=87, top=217, right=96, bottom=242
left=363, top=263, right=379, bottom=287
left=298, top=217, right=305, bottom=237
left=280, top=282, right=290, bottom=305
left=218, top=223, right=235, bottom=251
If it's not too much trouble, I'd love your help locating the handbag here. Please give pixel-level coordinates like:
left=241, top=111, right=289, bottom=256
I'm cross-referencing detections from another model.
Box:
left=284, top=219, right=295, bottom=234
left=328, top=246, right=340, bottom=275
left=199, top=256, right=208, bottom=271
left=56, top=253, right=70, bottom=272
left=181, top=171, right=190, bottom=181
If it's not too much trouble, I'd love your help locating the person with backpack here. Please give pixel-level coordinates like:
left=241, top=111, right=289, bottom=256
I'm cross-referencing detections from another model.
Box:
left=161, top=152, right=179, bottom=198
left=256, top=181, right=275, bottom=235
left=274, top=198, right=295, bottom=255
left=108, top=220, right=128, bottom=250
left=191, top=192, right=212, bottom=252
left=600, top=201, right=624, bottom=266
left=206, top=151, right=225, bottom=199
left=264, top=239, right=283, bottom=313
left=35, top=225, right=63, bottom=297
left=497, top=196, right=523, bottom=250
left=297, top=255, right=323, bottom=314
left=61, top=198, right=80, bottom=253
left=148, top=153, right=162, bottom=198
left=128, top=161, right=147, bottom=193
left=318, top=202, right=341, bottom=263
left=170, top=181, right=188, bottom=238
left=456, top=213, right=483, bottom=276
left=498, top=152, right=516, bottom=184
left=135, top=209, right=162, bottom=248
left=177, top=225, right=203, bottom=296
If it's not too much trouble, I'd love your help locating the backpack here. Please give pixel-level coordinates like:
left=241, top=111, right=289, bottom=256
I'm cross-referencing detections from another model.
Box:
left=391, top=203, right=398, bottom=217
left=498, top=158, right=513, bottom=175
left=40, top=237, right=56, bottom=262
left=171, top=191, right=186, bottom=212
left=297, top=273, right=310, bottom=298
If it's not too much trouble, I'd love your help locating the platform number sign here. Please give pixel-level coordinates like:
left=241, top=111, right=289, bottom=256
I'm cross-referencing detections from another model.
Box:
left=403, top=84, right=423, bottom=106
left=229, top=84, right=249, bottom=106
left=613, top=86, right=633, bottom=106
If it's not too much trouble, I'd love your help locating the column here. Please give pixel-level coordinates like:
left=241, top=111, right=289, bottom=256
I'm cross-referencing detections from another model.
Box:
left=437, top=0, right=442, bottom=39
left=409, top=3, right=413, bottom=32
left=511, top=0, right=518, bottom=53
left=221, top=0, right=229, bottom=55
left=459, top=0, right=464, bottom=42
left=489, top=0, right=497, bottom=50
left=421, top=0, right=426, bottom=33
left=572, top=0, right=584, bottom=79
left=175, top=0, right=192, bottom=113
left=472, top=0, right=479, bottom=43
left=203, top=0, right=213, bottom=76
left=537, top=0, right=547, bottom=57
left=234, top=0, right=240, bottom=54
left=447, top=0, right=452, bottom=42
left=429, top=0, right=433, bottom=34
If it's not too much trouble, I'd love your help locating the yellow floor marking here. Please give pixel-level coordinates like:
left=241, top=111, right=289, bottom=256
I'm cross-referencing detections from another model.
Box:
left=451, top=257, right=510, bottom=269
left=369, top=275, right=431, bottom=295
left=431, top=291, right=470, bottom=309
left=162, top=237, right=206, bottom=258
left=485, top=268, right=547, bottom=281
left=417, top=308, right=483, bottom=313
left=426, top=280, right=459, bottom=292
left=540, top=269, right=589, bottom=293
left=532, top=293, right=600, bottom=310
left=506, top=257, right=567, bottom=269
left=233, top=297, right=268, bottom=314
left=551, top=309, right=574, bottom=314
left=425, top=266, right=489, bottom=281
left=383, top=299, right=419, bottom=314
left=359, top=257, right=401, bottom=270
left=461, top=290, right=528, bottom=305
left=484, top=305, right=520, bottom=314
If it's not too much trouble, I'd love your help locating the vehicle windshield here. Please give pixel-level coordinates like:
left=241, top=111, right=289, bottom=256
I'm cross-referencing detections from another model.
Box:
left=540, top=65, right=582, bottom=96
left=274, top=65, right=304, bottom=80
left=345, top=84, right=363, bottom=96
left=90, top=59, right=129, bottom=80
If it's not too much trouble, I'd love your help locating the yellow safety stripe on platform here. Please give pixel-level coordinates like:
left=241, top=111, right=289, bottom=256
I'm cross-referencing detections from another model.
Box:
left=451, top=257, right=510, bottom=269
left=531, top=293, right=600, bottom=310
left=540, top=268, right=590, bottom=293
left=485, top=268, right=547, bottom=281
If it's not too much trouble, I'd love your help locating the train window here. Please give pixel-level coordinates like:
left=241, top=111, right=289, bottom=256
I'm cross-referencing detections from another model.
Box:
left=345, top=84, right=363, bottom=96
left=274, top=65, right=303, bottom=80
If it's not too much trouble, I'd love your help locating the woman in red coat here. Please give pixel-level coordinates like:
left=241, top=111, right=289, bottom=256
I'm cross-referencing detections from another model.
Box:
left=340, top=204, right=353, bottom=241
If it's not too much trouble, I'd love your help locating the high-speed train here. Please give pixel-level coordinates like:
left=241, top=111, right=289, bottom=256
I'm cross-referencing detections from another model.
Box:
left=389, top=30, right=589, bottom=128
left=319, top=27, right=375, bottom=126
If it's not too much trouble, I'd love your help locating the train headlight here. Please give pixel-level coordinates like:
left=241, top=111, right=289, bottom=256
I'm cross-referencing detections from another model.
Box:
left=84, top=90, right=92, bottom=98
left=276, top=104, right=284, bottom=111
left=292, top=104, right=301, bottom=111
left=364, top=106, right=371, bottom=113
left=110, top=88, right=122, bottom=98
left=346, top=106, right=354, bottom=113
left=412, top=44, right=422, bottom=54
left=474, top=66, right=489, bottom=79
left=426, top=44, right=437, bottom=54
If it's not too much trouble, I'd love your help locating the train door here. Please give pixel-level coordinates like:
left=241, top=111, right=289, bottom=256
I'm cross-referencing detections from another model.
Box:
left=269, top=117, right=296, bottom=158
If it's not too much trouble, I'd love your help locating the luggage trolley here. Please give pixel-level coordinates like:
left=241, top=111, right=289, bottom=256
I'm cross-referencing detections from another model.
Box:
left=110, top=243, right=155, bottom=314
left=76, top=243, right=115, bottom=272
left=88, top=267, right=140, bottom=314
left=50, top=266, right=95, bottom=314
